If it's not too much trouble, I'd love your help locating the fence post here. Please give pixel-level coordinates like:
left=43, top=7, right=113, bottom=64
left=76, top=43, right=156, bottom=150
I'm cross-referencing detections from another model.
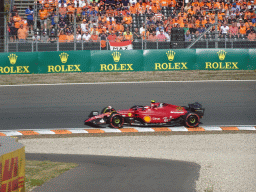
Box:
left=57, top=37, right=59, bottom=51
left=4, top=12, right=7, bottom=52
left=74, top=10, right=77, bottom=51
left=32, top=41, right=34, bottom=52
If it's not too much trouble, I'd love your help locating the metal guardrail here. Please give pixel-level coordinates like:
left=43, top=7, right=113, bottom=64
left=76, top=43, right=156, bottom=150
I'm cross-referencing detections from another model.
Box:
left=5, top=39, right=256, bottom=52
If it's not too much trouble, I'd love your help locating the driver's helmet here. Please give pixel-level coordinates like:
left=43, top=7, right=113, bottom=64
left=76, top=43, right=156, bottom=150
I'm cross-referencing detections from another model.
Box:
left=151, top=100, right=157, bottom=108
left=107, top=106, right=112, bottom=109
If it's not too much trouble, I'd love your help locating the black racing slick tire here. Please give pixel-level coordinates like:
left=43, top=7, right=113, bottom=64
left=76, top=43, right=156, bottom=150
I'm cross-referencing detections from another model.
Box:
left=185, top=113, right=200, bottom=128
left=110, top=114, right=124, bottom=129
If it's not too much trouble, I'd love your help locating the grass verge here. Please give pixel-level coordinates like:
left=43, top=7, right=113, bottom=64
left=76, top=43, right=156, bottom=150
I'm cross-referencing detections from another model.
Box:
left=0, top=70, right=255, bottom=85
left=25, top=160, right=78, bottom=192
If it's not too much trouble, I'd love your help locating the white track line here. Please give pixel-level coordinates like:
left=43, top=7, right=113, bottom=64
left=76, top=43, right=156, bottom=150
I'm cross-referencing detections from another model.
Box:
left=0, top=80, right=255, bottom=87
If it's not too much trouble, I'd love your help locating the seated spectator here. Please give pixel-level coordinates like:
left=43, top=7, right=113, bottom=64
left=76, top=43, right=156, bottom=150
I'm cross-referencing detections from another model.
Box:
left=59, top=3, right=67, bottom=19
left=220, top=22, right=229, bottom=37
left=41, top=31, right=49, bottom=42
left=247, top=30, right=255, bottom=41
left=147, top=31, right=157, bottom=42
left=82, top=31, right=91, bottom=41
left=197, top=24, right=205, bottom=34
left=50, top=12, right=58, bottom=29
left=123, top=28, right=133, bottom=41
left=239, top=22, right=247, bottom=35
left=32, top=32, right=41, bottom=41
left=147, top=17, right=155, bottom=25
left=58, top=17, right=67, bottom=31
left=67, top=3, right=76, bottom=23
left=58, top=30, right=67, bottom=42
left=66, top=31, right=74, bottom=42
left=90, top=31, right=99, bottom=42
left=116, top=32, right=124, bottom=42
left=49, top=31, right=57, bottom=42
left=165, top=30, right=171, bottom=41
left=229, top=21, right=239, bottom=37
left=8, top=17, right=16, bottom=42
left=39, top=7, right=49, bottom=30
left=185, top=30, right=191, bottom=42
left=133, top=28, right=141, bottom=41
left=76, top=31, right=82, bottom=41
left=17, top=24, right=28, bottom=42
left=107, top=31, right=117, bottom=42
left=157, top=30, right=167, bottom=42
left=122, top=13, right=132, bottom=25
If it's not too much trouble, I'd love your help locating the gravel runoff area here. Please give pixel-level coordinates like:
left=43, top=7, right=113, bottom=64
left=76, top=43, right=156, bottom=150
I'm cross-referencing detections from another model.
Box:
left=20, top=133, right=256, bottom=192
left=0, top=70, right=256, bottom=85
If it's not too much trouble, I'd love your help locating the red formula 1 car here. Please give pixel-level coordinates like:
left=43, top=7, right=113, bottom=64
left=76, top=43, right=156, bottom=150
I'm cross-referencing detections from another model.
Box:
left=84, top=101, right=205, bottom=128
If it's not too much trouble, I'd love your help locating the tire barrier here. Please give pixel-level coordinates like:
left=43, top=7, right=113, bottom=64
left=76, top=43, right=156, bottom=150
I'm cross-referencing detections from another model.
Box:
left=0, top=49, right=255, bottom=74
left=0, top=137, right=25, bottom=192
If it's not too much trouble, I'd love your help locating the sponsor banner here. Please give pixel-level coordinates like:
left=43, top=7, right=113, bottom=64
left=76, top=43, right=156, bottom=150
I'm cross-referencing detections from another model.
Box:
left=0, top=147, right=25, bottom=192
left=109, top=41, right=133, bottom=50
left=38, top=51, right=90, bottom=73
left=196, top=49, right=249, bottom=70
left=90, top=50, right=144, bottom=72
left=143, top=49, right=196, bottom=71
left=248, top=49, right=256, bottom=70
left=0, top=52, right=38, bottom=74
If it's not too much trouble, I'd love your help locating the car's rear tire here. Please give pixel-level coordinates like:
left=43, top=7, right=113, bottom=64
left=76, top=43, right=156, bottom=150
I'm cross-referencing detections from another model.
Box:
left=185, top=113, right=200, bottom=128
left=110, top=114, right=124, bottom=129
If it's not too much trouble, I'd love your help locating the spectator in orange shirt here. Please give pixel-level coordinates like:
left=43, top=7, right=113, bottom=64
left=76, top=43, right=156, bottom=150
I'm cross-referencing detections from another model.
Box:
left=39, top=7, right=48, bottom=30
left=129, top=3, right=137, bottom=14
left=114, top=21, right=124, bottom=32
left=17, top=24, right=28, bottom=42
left=239, top=22, right=247, bottom=35
left=123, top=28, right=133, bottom=41
left=13, top=12, right=21, bottom=30
left=67, top=3, right=75, bottom=23
left=116, top=32, right=124, bottom=42
left=59, top=3, right=67, bottom=19
left=107, top=31, right=117, bottom=42
left=58, top=30, right=67, bottom=43
left=123, top=13, right=132, bottom=25
left=147, top=31, right=157, bottom=42
left=90, top=31, right=99, bottom=42
left=66, top=31, right=74, bottom=42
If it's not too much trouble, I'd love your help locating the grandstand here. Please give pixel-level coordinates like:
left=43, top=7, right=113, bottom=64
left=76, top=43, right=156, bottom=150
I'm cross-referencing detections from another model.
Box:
left=3, top=0, right=256, bottom=52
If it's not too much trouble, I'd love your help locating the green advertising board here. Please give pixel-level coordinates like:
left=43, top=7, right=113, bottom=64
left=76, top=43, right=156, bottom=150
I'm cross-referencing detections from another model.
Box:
left=0, top=52, right=38, bottom=74
left=90, top=50, right=144, bottom=72
left=38, top=50, right=91, bottom=73
left=143, top=49, right=196, bottom=71
left=0, top=49, right=255, bottom=75
left=196, top=49, right=250, bottom=70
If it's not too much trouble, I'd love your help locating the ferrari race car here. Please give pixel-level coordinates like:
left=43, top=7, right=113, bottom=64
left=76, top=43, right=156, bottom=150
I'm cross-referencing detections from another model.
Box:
left=84, top=101, right=205, bottom=128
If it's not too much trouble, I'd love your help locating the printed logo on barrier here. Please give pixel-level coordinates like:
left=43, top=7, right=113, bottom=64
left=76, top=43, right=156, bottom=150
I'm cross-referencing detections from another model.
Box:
left=217, top=50, right=227, bottom=60
left=155, top=50, right=188, bottom=70
left=8, top=54, right=18, bottom=65
left=100, top=51, right=134, bottom=71
left=1, top=54, right=30, bottom=74
left=128, top=113, right=132, bottom=117
left=205, top=50, right=238, bottom=69
left=166, top=50, right=175, bottom=61
left=112, top=51, right=121, bottom=62
left=59, top=52, right=69, bottom=63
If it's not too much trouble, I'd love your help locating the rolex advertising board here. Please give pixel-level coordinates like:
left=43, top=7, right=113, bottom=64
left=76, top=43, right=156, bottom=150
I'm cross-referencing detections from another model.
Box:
left=90, top=50, right=144, bottom=72
left=248, top=49, right=256, bottom=70
left=196, top=49, right=249, bottom=70
left=0, top=52, right=38, bottom=74
left=143, top=49, right=196, bottom=71
left=38, top=51, right=90, bottom=73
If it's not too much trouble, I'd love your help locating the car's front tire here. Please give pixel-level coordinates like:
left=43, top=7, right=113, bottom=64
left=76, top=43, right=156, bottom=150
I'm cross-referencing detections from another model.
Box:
left=110, top=114, right=124, bottom=129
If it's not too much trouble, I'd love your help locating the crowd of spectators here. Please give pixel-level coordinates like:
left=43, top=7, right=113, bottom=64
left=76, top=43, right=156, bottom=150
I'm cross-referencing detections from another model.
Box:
left=7, top=0, right=256, bottom=44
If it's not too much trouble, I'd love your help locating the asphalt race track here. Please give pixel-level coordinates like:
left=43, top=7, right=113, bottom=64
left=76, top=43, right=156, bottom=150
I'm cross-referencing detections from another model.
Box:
left=26, top=153, right=200, bottom=192
left=0, top=81, right=255, bottom=130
